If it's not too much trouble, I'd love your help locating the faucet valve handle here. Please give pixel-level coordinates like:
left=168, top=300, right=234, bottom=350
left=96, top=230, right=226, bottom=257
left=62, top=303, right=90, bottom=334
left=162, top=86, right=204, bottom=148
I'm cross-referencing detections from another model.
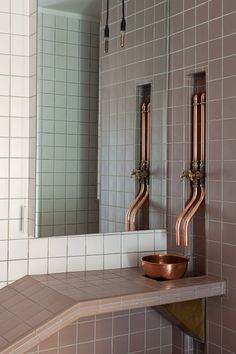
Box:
left=181, top=169, right=205, bottom=184
left=131, top=169, right=139, bottom=178
left=131, top=168, right=149, bottom=181
left=181, top=170, right=191, bottom=180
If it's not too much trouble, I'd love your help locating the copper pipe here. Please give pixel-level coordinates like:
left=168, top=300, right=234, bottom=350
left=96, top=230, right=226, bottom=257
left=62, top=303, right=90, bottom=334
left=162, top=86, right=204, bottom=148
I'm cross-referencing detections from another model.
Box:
left=147, top=102, right=151, bottom=161
left=193, top=94, right=198, bottom=163
left=125, top=103, right=148, bottom=231
left=200, top=93, right=205, bottom=161
left=175, top=94, right=199, bottom=246
left=141, top=103, right=146, bottom=161
left=125, top=184, right=145, bottom=231
left=182, top=92, right=206, bottom=247
left=175, top=187, right=198, bottom=246
left=130, top=102, right=151, bottom=231
left=130, top=185, right=149, bottom=231
left=129, top=103, right=148, bottom=231
left=176, top=92, right=206, bottom=247
left=183, top=187, right=205, bottom=247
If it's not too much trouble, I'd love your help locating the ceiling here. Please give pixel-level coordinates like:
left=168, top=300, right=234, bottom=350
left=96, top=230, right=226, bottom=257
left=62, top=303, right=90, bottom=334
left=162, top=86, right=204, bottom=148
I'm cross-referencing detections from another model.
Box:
left=38, top=0, right=101, bottom=18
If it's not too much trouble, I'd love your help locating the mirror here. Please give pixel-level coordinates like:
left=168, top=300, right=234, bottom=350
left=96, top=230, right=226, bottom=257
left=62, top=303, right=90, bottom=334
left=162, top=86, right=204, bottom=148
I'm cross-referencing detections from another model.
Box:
left=36, top=0, right=169, bottom=237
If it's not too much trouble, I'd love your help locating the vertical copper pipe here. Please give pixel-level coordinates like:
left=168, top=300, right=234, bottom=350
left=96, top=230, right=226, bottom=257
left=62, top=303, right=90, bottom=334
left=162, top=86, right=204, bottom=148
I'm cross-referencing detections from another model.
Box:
left=175, top=187, right=198, bottom=246
left=193, top=94, right=198, bottom=162
left=147, top=103, right=151, bottom=161
left=200, top=93, right=205, bottom=161
left=141, top=103, right=146, bottom=161
left=130, top=185, right=149, bottom=231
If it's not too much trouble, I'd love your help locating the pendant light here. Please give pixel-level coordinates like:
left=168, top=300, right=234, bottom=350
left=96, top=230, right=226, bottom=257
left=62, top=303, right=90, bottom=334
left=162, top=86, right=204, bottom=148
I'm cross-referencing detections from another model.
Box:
left=104, top=0, right=109, bottom=53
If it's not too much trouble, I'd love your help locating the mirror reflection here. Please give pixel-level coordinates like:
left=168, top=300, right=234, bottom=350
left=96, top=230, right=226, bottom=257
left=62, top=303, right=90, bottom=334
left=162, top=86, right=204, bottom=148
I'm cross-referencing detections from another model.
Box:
left=36, top=0, right=168, bottom=237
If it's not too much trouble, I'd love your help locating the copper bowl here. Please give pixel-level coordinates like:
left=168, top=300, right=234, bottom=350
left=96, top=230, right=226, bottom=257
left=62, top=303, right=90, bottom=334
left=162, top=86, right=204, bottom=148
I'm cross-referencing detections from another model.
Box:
left=141, top=254, right=188, bottom=280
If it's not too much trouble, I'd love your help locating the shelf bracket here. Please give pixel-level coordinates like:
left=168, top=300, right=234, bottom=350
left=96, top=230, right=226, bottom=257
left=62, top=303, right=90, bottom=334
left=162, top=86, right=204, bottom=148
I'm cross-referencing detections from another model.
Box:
left=153, top=298, right=205, bottom=343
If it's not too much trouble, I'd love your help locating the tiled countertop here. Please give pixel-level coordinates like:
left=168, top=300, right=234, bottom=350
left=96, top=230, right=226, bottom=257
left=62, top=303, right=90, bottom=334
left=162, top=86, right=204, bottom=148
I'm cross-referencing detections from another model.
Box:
left=0, top=268, right=226, bottom=354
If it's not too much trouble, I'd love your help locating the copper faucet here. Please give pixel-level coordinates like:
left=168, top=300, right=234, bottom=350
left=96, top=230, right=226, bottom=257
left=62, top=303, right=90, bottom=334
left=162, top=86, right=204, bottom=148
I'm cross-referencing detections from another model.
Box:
left=125, top=102, right=151, bottom=231
left=176, top=93, right=206, bottom=247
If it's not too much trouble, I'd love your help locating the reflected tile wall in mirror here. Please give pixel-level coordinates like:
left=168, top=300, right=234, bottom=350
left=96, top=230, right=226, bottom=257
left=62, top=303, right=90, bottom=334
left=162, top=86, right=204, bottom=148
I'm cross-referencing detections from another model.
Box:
left=36, top=0, right=169, bottom=237
left=36, top=8, right=100, bottom=237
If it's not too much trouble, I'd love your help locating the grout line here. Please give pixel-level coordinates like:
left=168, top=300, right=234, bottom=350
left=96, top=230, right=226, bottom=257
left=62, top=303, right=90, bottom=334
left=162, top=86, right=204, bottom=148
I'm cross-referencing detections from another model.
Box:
left=6, top=0, right=12, bottom=286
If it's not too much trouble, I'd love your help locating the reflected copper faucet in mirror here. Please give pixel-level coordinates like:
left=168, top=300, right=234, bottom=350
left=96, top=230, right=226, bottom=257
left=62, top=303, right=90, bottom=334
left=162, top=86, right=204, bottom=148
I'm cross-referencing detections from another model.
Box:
left=126, top=102, right=151, bottom=232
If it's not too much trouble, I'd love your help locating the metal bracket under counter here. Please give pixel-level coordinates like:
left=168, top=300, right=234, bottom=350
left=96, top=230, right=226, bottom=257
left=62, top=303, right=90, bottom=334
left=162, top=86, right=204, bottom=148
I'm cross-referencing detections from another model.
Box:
left=0, top=268, right=226, bottom=354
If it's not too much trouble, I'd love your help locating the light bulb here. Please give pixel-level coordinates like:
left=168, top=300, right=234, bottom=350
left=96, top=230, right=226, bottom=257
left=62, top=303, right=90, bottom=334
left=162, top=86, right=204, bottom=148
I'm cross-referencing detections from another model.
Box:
left=104, top=25, right=109, bottom=53
left=104, top=37, right=109, bottom=53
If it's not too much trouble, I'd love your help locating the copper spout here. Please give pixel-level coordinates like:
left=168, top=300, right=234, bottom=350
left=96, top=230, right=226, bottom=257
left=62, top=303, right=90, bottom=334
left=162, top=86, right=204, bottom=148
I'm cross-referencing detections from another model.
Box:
left=125, top=184, right=145, bottom=231
left=130, top=185, right=149, bottom=231
left=175, top=187, right=198, bottom=246
left=183, top=187, right=205, bottom=247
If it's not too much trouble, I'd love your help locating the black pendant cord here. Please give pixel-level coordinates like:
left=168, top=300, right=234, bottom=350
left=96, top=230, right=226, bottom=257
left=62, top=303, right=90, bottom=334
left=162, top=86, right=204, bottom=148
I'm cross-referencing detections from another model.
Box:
left=120, top=0, right=126, bottom=48
left=106, top=0, right=109, bottom=26
left=104, top=0, right=109, bottom=53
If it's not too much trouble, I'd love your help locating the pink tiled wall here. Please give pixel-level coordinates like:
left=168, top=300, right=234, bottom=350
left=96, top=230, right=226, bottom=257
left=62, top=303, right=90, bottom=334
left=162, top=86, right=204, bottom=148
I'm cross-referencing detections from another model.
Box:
left=167, top=0, right=236, bottom=352
left=25, top=308, right=172, bottom=354
left=0, top=0, right=235, bottom=353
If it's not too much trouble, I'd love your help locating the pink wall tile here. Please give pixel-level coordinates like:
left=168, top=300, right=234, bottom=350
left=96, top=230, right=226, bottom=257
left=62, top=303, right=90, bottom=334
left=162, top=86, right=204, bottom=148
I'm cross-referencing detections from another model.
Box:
left=146, top=328, right=161, bottom=349
left=130, top=332, right=145, bottom=352
left=130, top=312, right=145, bottom=333
left=95, top=318, right=112, bottom=339
left=78, top=342, right=94, bottom=354
left=168, top=0, right=236, bottom=351
left=95, top=338, right=112, bottom=354
left=77, top=321, right=94, bottom=343
left=59, top=324, right=76, bottom=347
left=113, top=315, right=129, bottom=336
left=113, top=335, right=128, bottom=354
left=39, top=333, right=58, bottom=351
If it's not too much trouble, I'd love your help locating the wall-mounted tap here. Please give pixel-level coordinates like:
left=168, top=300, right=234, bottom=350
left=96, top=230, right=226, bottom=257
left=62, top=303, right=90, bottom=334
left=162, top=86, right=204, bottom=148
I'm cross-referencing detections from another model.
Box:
left=176, top=92, right=206, bottom=247
left=181, top=169, right=204, bottom=183
left=181, top=170, right=194, bottom=181
left=131, top=160, right=149, bottom=181
left=131, top=168, right=149, bottom=181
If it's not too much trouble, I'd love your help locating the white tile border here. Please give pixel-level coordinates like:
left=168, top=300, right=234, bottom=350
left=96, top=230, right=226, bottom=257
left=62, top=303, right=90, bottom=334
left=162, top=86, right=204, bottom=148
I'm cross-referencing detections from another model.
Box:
left=0, top=229, right=167, bottom=285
